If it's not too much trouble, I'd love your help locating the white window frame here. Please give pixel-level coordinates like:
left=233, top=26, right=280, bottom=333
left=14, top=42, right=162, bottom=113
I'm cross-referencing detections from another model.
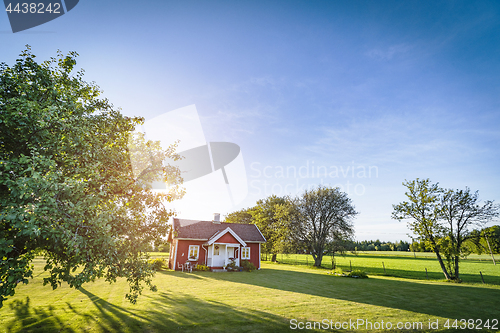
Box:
left=188, top=245, right=199, bottom=260
left=241, top=247, right=250, bottom=260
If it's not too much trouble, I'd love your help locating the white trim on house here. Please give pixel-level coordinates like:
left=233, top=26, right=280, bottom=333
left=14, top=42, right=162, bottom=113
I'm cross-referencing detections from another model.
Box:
left=241, top=247, right=251, bottom=260
left=173, top=239, right=178, bottom=270
left=258, top=243, right=261, bottom=270
left=206, top=227, right=247, bottom=247
left=254, top=224, right=267, bottom=242
left=188, top=245, right=200, bottom=261
left=209, top=242, right=242, bottom=247
left=175, top=238, right=208, bottom=241
left=202, top=244, right=208, bottom=266
left=205, top=243, right=243, bottom=268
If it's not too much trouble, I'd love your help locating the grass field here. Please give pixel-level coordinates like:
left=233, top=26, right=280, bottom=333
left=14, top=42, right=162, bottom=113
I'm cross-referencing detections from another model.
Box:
left=271, top=251, right=500, bottom=285
left=1, top=253, right=499, bottom=332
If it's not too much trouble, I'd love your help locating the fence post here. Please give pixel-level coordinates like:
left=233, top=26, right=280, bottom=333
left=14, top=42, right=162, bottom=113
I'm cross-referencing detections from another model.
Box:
left=480, top=271, right=485, bottom=284
left=382, top=262, right=386, bottom=273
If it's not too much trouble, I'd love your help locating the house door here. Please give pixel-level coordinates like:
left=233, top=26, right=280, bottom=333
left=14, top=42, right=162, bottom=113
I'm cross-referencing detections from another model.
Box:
left=212, top=244, right=226, bottom=267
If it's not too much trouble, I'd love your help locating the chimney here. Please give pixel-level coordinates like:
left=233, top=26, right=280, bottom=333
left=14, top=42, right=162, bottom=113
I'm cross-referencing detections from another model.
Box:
left=213, top=213, right=221, bottom=223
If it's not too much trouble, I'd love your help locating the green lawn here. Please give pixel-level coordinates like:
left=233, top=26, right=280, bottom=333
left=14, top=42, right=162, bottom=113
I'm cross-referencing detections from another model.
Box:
left=272, top=251, right=500, bottom=285
left=1, top=255, right=500, bottom=332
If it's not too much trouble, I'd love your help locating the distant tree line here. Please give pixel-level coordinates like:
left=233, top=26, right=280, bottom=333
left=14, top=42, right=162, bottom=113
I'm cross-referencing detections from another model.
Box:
left=348, top=239, right=411, bottom=252
left=348, top=228, right=500, bottom=254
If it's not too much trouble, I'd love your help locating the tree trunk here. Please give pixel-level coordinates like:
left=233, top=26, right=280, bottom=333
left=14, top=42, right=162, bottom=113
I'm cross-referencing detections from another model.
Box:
left=314, top=252, right=323, bottom=267
left=434, top=250, right=452, bottom=280
left=271, top=253, right=277, bottom=262
left=454, top=255, right=460, bottom=280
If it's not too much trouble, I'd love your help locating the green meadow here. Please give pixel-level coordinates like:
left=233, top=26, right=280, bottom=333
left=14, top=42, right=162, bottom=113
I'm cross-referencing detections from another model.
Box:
left=273, top=251, right=500, bottom=285
left=1, top=253, right=499, bottom=332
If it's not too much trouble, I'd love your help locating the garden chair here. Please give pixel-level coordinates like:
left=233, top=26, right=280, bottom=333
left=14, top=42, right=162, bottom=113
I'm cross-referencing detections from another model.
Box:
left=185, top=262, right=193, bottom=273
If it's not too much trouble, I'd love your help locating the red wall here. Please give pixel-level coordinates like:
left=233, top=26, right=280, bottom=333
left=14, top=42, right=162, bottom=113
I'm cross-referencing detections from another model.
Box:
left=169, top=240, right=262, bottom=270
left=170, top=240, right=207, bottom=270
left=246, top=243, right=261, bottom=269
left=217, top=232, right=240, bottom=244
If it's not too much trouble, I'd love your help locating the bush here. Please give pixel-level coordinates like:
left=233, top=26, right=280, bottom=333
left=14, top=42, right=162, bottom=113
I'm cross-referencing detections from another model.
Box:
left=157, top=243, right=170, bottom=253
left=195, top=264, right=210, bottom=271
left=241, top=260, right=256, bottom=272
left=329, top=268, right=368, bottom=279
left=226, top=259, right=238, bottom=272
left=148, top=258, right=166, bottom=271
left=346, top=269, right=368, bottom=278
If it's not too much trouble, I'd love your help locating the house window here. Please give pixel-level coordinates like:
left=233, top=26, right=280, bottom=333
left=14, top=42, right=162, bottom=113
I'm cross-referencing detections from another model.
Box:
left=214, top=245, right=219, bottom=255
left=241, top=247, right=250, bottom=260
left=188, top=245, right=199, bottom=260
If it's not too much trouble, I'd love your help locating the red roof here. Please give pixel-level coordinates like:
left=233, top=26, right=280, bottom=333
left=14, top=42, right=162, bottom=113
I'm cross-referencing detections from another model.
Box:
left=171, top=218, right=266, bottom=243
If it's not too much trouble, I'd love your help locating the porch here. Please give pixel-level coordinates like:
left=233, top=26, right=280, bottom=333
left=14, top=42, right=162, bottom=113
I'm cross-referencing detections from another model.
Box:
left=206, top=244, right=240, bottom=269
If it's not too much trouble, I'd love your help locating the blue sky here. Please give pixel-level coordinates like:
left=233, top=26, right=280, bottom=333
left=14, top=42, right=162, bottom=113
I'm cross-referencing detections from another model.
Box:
left=2, top=0, right=499, bottom=241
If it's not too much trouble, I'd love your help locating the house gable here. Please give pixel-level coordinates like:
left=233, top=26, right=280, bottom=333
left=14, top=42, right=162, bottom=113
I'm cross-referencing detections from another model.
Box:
left=216, top=232, right=240, bottom=244
left=207, top=227, right=247, bottom=247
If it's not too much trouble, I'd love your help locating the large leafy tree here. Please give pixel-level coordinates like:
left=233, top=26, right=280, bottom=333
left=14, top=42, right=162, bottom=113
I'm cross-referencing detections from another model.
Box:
left=0, top=47, right=183, bottom=307
left=225, top=195, right=297, bottom=262
left=391, top=179, right=450, bottom=278
left=392, top=179, right=499, bottom=280
left=252, top=195, right=298, bottom=261
left=224, top=207, right=254, bottom=225
left=293, top=186, right=357, bottom=267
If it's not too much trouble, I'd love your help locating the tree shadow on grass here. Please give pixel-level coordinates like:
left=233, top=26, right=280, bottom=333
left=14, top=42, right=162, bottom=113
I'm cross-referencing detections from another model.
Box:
left=156, top=269, right=205, bottom=280
left=77, top=287, right=293, bottom=332
left=203, top=267, right=500, bottom=325
left=333, top=264, right=500, bottom=285
left=5, top=296, right=76, bottom=333
left=277, top=254, right=500, bottom=284
left=4, top=287, right=291, bottom=333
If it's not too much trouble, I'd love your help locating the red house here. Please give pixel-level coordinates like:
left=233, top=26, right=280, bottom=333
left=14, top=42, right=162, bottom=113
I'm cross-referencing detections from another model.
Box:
left=168, top=215, right=266, bottom=271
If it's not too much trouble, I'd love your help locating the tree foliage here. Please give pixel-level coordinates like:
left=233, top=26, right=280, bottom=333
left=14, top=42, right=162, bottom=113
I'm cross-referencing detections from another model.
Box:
left=392, top=178, right=499, bottom=280
left=293, top=186, right=357, bottom=267
left=0, top=47, right=183, bottom=307
left=224, top=207, right=253, bottom=225
left=465, top=225, right=500, bottom=255
left=225, top=195, right=297, bottom=262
